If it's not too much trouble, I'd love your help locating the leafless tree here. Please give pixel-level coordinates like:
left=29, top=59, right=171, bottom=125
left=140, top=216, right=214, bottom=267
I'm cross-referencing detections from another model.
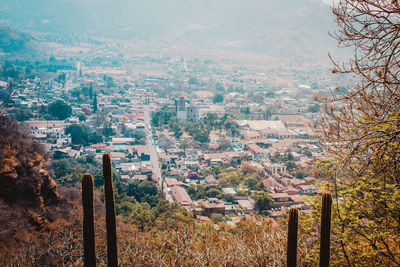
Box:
left=314, top=0, right=400, bottom=265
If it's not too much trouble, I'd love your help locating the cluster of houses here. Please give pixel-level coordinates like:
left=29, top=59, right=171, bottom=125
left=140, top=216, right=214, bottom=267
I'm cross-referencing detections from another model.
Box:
left=154, top=110, right=323, bottom=221
left=1, top=60, right=327, bottom=223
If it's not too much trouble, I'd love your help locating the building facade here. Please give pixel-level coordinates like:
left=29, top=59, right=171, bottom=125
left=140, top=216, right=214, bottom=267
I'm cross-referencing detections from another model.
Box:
left=174, top=96, right=199, bottom=122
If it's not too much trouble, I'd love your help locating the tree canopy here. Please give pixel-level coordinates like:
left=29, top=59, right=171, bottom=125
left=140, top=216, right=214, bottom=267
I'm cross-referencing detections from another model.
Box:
left=251, top=191, right=272, bottom=211
left=213, top=93, right=224, bottom=103
left=48, top=100, right=72, bottom=120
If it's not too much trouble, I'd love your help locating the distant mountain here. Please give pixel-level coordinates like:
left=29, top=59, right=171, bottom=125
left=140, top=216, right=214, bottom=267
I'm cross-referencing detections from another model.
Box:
left=0, top=24, right=37, bottom=55
left=0, top=0, right=341, bottom=62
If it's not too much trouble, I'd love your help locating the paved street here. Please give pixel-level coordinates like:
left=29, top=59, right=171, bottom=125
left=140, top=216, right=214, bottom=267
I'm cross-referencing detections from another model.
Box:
left=144, top=105, right=173, bottom=202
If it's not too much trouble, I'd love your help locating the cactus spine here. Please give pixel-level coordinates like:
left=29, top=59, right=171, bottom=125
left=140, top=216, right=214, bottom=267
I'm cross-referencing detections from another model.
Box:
left=319, top=193, right=332, bottom=267
left=103, top=153, right=118, bottom=267
left=82, top=173, right=96, bottom=267
left=287, top=207, right=299, bottom=267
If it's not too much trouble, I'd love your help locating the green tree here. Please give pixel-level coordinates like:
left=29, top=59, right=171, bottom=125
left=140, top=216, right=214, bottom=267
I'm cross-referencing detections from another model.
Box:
left=213, top=93, right=224, bottom=103
left=218, top=171, right=241, bottom=187
left=203, top=113, right=219, bottom=128
left=77, top=112, right=86, bottom=122
left=187, top=185, right=207, bottom=200
left=89, top=83, right=94, bottom=99
left=168, top=116, right=182, bottom=139
left=173, top=127, right=183, bottom=139
left=127, top=180, right=158, bottom=205
left=252, top=92, right=265, bottom=104
left=243, top=174, right=259, bottom=190
left=128, top=202, right=155, bottom=231
left=224, top=119, right=239, bottom=137
left=59, top=166, right=84, bottom=185
left=116, top=201, right=137, bottom=217
left=13, top=108, right=33, bottom=122
left=137, top=181, right=158, bottom=198
left=251, top=191, right=272, bottom=211
left=65, top=124, right=87, bottom=144
left=48, top=100, right=72, bottom=120
left=206, top=188, right=222, bottom=198
left=77, top=155, right=96, bottom=165
left=188, top=77, right=198, bottom=85
left=307, top=103, right=320, bottom=113
left=151, top=106, right=175, bottom=127
left=87, top=132, right=102, bottom=144
left=218, top=138, right=232, bottom=151
left=285, top=161, right=297, bottom=172
left=241, top=107, right=250, bottom=115
left=92, top=169, right=104, bottom=188
left=53, top=159, right=71, bottom=180
left=194, top=128, right=210, bottom=144
left=102, top=122, right=114, bottom=139
left=92, top=93, right=97, bottom=113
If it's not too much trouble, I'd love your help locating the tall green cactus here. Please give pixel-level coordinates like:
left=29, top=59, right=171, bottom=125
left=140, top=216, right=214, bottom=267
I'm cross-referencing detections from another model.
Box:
left=287, top=207, right=299, bottom=267
left=319, top=193, right=332, bottom=267
left=103, top=153, right=118, bottom=267
left=82, top=173, right=96, bottom=267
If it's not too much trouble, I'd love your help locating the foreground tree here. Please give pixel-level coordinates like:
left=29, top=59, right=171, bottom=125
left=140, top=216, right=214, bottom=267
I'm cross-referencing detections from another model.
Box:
left=313, top=0, right=400, bottom=265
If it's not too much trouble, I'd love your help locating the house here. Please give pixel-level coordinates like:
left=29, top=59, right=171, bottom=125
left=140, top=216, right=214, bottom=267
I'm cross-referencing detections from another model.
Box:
left=246, top=143, right=267, bottom=161
left=297, top=184, right=317, bottom=195
left=205, top=175, right=218, bottom=187
left=159, top=153, right=178, bottom=166
left=116, top=162, right=139, bottom=175
left=25, top=120, right=67, bottom=130
left=91, top=143, right=107, bottom=151
left=111, top=137, right=135, bottom=145
left=198, top=198, right=225, bottom=217
left=262, top=176, right=283, bottom=191
left=133, top=145, right=150, bottom=161
left=67, top=149, right=81, bottom=158
left=265, top=162, right=287, bottom=176
left=241, top=120, right=285, bottom=131
left=282, top=187, right=300, bottom=195
left=165, top=178, right=184, bottom=187
left=271, top=193, right=303, bottom=208
left=170, top=186, right=193, bottom=208
left=222, top=188, right=236, bottom=195
left=237, top=199, right=255, bottom=213
left=140, top=167, right=152, bottom=175
left=110, top=152, right=126, bottom=163
left=184, top=160, right=199, bottom=168
left=271, top=193, right=295, bottom=208
left=201, top=152, right=244, bottom=166
left=185, top=149, right=198, bottom=161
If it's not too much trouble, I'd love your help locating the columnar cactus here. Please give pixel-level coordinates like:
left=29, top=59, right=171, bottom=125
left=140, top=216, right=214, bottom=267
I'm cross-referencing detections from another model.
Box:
left=103, top=153, right=118, bottom=267
left=82, top=173, right=96, bottom=267
left=287, top=207, right=299, bottom=267
left=319, top=193, right=332, bottom=267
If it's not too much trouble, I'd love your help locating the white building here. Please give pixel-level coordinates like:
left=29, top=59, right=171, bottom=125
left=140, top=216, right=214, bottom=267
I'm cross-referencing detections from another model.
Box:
left=175, top=96, right=199, bottom=122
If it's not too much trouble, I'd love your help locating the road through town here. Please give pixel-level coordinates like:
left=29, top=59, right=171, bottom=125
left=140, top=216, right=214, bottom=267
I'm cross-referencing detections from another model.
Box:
left=144, top=105, right=173, bottom=202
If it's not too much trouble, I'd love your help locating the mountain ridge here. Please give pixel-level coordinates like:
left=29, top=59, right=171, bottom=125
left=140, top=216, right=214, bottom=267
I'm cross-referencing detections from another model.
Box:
left=0, top=0, right=342, bottom=62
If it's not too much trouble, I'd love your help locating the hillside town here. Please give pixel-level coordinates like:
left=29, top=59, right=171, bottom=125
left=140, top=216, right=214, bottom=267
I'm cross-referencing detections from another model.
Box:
left=0, top=55, right=331, bottom=225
